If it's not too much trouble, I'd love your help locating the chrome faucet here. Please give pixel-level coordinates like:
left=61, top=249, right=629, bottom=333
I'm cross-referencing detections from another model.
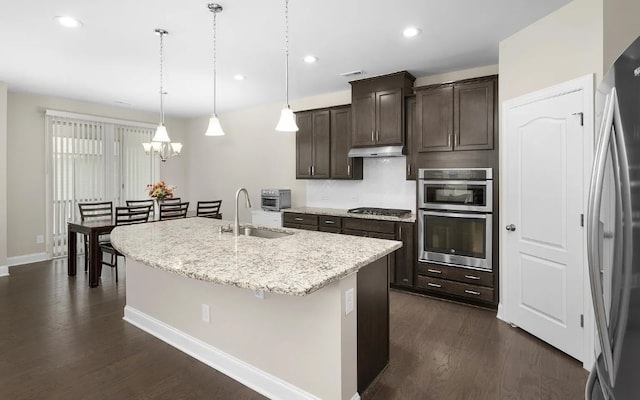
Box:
left=234, top=187, right=252, bottom=236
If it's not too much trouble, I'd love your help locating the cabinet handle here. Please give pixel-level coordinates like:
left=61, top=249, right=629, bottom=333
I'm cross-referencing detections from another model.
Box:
left=407, top=164, right=411, bottom=175
left=324, top=220, right=335, bottom=224
left=402, top=278, right=409, bottom=282
left=464, top=274, right=481, bottom=280
left=308, top=166, right=312, bottom=175
left=376, top=131, right=379, bottom=141
left=399, top=226, right=402, bottom=236
left=347, top=164, right=351, bottom=176
left=371, top=131, right=375, bottom=142
left=454, top=134, right=458, bottom=147
left=295, top=217, right=304, bottom=221
left=311, top=165, right=314, bottom=176
left=427, top=282, right=442, bottom=288
left=427, top=268, right=442, bottom=274
left=448, top=134, right=452, bottom=148
left=464, top=290, right=481, bottom=296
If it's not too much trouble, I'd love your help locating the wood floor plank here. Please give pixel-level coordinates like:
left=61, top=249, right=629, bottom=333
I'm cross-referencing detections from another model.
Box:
left=0, top=259, right=587, bottom=399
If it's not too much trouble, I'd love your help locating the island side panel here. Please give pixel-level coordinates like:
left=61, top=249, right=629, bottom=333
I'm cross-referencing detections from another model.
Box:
left=357, top=255, right=390, bottom=394
left=124, top=259, right=357, bottom=400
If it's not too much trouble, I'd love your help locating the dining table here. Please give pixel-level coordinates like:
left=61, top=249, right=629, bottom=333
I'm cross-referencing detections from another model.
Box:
left=67, top=218, right=115, bottom=288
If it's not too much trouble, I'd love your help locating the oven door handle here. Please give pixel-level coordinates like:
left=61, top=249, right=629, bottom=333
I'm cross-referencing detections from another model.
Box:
left=419, top=210, right=489, bottom=219
left=418, top=179, right=489, bottom=186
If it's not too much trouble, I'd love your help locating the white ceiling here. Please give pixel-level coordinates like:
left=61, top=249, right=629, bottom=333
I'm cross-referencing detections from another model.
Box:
left=0, top=0, right=570, bottom=118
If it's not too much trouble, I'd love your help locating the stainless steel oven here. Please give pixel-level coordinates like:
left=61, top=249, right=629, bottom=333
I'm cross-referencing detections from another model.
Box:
left=418, top=168, right=493, bottom=271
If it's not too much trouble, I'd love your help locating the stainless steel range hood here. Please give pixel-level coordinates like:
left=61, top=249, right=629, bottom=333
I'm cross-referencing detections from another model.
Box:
left=347, top=146, right=404, bottom=158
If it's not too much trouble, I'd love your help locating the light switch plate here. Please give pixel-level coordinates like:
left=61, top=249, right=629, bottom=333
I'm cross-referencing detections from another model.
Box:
left=345, top=288, right=354, bottom=315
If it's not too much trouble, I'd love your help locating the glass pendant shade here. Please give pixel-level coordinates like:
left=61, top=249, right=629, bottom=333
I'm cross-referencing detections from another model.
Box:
left=275, top=106, right=299, bottom=132
left=170, top=142, right=183, bottom=154
left=152, top=124, right=171, bottom=142
left=205, top=114, right=225, bottom=136
left=142, top=142, right=153, bottom=152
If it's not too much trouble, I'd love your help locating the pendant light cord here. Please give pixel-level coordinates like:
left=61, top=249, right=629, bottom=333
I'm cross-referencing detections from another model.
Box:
left=213, top=9, right=218, bottom=115
left=284, top=0, right=290, bottom=107
left=159, top=30, right=165, bottom=125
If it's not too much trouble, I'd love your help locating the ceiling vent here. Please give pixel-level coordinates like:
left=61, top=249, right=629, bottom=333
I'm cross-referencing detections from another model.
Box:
left=340, top=70, right=364, bottom=78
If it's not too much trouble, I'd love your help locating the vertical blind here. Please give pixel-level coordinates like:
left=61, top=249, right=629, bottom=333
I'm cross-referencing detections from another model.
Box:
left=46, top=111, right=157, bottom=258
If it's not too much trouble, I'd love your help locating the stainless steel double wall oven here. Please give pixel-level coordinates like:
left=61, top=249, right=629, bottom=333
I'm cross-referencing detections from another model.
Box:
left=418, top=168, right=493, bottom=271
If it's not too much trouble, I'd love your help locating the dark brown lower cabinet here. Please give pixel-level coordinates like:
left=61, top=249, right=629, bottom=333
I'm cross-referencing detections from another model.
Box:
left=415, top=262, right=495, bottom=303
left=357, top=256, right=389, bottom=394
left=393, top=222, right=414, bottom=287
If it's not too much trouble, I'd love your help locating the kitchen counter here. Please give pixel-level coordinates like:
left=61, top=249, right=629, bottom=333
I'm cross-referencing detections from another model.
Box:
left=283, top=206, right=416, bottom=223
left=110, top=216, right=401, bottom=296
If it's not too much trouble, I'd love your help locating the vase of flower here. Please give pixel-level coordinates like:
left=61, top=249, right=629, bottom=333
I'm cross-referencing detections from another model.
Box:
left=147, top=181, right=175, bottom=218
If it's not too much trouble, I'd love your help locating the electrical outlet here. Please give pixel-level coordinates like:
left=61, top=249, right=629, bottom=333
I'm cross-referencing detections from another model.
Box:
left=36, top=235, right=44, bottom=244
left=345, top=288, right=354, bottom=315
left=201, top=304, right=210, bottom=323
left=254, top=290, right=265, bottom=300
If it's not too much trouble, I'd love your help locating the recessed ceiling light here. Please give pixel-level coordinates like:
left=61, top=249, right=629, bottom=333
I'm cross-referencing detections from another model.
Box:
left=233, top=74, right=246, bottom=81
left=55, top=16, right=83, bottom=28
left=402, top=27, right=421, bottom=38
left=304, top=55, right=318, bottom=63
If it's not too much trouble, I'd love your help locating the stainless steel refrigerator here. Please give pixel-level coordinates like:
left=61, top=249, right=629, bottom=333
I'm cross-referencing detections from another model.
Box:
left=586, top=35, right=640, bottom=399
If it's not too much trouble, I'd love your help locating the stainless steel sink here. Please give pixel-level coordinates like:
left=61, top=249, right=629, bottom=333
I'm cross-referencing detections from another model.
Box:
left=242, top=227, right=292, bottom=239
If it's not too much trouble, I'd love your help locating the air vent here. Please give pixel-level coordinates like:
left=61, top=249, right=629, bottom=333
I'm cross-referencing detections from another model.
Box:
left=340, top=70, right=364, bottom=77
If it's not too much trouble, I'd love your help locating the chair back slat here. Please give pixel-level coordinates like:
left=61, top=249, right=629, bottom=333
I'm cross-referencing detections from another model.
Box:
left=126, top=199, right=154, bottom=208
left=159, top=197, right=181, bottom=205
left=197, top=200, right=222, bottom=219
left=79, top=201, right=113, bottom=221
left=159, top=202, right=189, bottom=220
left=115, top=206, right=151, bottom=226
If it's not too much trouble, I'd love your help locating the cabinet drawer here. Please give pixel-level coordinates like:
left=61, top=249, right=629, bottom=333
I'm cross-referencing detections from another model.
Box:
left=343, top=229, right=395, bottom=240
left=416, top=262, right=493, bottom=287
left=343, top=218, right=395, bottom=234
left=283, top=213, right=318, bottom=227
left=416, top=276, right=494, bottom=303
left=319, top=215, right=342, bottom=229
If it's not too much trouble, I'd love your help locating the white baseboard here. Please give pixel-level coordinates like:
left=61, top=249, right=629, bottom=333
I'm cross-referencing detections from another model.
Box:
left=7, top=252, right=49, bottom=267
left=0, top=265, right=8, bottom=277
left=496, top=302, right=507, bottom=323
left=350, top=393, right=361, bottom=400
left=124, top=306, right=337, bottom=400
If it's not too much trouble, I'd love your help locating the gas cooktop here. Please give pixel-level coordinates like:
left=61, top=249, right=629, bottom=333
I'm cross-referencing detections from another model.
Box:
left=347, top=207, right=412, bottom=217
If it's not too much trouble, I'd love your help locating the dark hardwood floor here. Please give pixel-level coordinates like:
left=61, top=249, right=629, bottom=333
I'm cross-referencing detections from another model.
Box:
left=0, top=259, right=587, bottom=400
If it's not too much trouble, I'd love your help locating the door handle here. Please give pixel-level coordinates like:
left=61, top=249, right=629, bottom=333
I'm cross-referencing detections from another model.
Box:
left=505, top=224, right=516, bottom=232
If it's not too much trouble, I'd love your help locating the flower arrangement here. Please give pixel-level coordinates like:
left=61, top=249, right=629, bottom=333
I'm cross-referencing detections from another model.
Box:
left=147, top=180, right=175, bottom=200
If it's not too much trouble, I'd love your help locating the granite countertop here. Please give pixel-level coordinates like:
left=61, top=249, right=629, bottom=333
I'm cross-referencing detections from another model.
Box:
left=110, top=217, right=401, bottom=296
left=283, top=207, right=416, bottom=223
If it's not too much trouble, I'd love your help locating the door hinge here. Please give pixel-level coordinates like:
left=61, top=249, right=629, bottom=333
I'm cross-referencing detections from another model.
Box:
left=572, top=112, right=584, bottom=126
left=580, top=314, right=584, bottom=328
left=581, top=214, right=584, bottom=227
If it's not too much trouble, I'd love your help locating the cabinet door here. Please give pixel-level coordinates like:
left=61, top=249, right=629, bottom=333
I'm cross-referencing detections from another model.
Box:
left=405, top=96, right=416, bottom=180
left=453, top=79, right=495, bottom=151
left=416, top=85, right=453, bottom=152
left=352, top=93, right=376, bottom=147
left=394, top=222, right=415, bottom=287
left=375, top=88, right=403, bottom=146
left=295, top=112, right=313, bottom=178
left=312, top=110, right=331, bottom=178
left=331, top=107, right=358, bottom=179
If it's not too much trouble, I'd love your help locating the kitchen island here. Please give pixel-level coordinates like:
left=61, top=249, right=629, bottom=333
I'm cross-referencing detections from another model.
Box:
left=110, top=217, right=401, bottom=400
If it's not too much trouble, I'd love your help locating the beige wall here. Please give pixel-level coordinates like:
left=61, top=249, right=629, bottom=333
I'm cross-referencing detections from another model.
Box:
left=499, top=0, right=604, bottom=104
left=184, top=91, right=351, bottom=223
left=603, top=0, right=640, bottom=71
left=0, top=83, right=7, bottom=272
left=6, top=92, right=186, bottom=258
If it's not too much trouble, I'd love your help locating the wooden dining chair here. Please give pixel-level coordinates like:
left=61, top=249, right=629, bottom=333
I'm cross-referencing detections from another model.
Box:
left=78, top=201, right=113, bottom=271
left=126, top=199, right=154, bottom=208
left=99, top=205, right=151, bottom=282
left=159, top=202, right=189, bottom=220
left=196, top=200, right=222, bottom=219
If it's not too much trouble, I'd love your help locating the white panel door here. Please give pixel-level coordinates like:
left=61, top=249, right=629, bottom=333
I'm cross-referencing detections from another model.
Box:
left=505, top=89, right=585, bottom=361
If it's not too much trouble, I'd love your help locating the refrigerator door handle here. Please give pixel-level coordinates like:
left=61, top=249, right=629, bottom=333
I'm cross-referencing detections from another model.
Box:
left=587, top=90, right=616, bottom=386
left=585, top=363, right=598, bottom=400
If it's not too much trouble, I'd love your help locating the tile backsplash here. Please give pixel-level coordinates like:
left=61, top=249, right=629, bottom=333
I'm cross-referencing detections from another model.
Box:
left=306, top=157, right=416, bottom=211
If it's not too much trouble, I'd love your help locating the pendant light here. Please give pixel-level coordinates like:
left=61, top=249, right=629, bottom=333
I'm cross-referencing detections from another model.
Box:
left=205, top=3, right=225, bottom=136
left=275, top=0, right=299, bottom=132
left=142, top=28, right=182, bottom=161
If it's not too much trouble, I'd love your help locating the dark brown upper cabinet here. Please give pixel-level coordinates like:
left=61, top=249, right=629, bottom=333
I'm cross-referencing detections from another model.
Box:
left=296, top=109, right=330, bottom=179
left=405, top=96, right=417, bottom=180
left=350, top=71, right=415, bottom=148
left=416, top=75, right=496, bottom=153
left=331, top=106, right=363, bottom=180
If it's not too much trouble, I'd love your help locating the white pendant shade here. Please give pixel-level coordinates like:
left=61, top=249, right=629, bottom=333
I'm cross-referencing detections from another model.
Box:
left=275, top=107, right=299, bottom=132
left=142, top=142, right=153, bottom=152
left=170, top=142, right=183, bottom=154
left=205, top=114, right=225, bottom=136
left=152, top=124, right=171, bottom=142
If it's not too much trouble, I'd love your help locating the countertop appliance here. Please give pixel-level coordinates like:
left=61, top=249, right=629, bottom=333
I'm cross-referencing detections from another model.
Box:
left=260, top=189, right=291, bottom=211
left=418, top=168, right=493, bottom=271
left=347, top=207, right=412, bottom=217
left=586, top=34, right=640, bottom=399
